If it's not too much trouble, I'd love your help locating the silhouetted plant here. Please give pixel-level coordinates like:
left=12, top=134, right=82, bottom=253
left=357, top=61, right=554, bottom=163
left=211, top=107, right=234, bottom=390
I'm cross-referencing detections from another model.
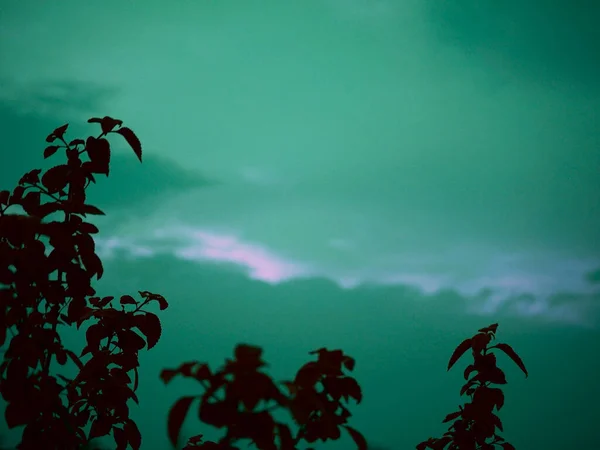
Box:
left=161, top=345, right=367, bottom=450
left=1, top=117, right=527, bottom=450
left=0, top=117, right=168, bottom=449
left=417, top=323, right=527, bottom=450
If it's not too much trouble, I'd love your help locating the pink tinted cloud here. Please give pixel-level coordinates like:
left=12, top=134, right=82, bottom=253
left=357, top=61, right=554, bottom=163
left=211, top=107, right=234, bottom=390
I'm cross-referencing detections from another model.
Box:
left=174, top=230, right=307, bottom=283
left=93, top=225, right=600, bottom=326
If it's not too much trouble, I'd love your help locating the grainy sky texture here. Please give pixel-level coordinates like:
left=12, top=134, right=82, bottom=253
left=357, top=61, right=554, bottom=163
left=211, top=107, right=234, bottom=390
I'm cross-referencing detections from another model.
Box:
left=1, top=0, right=599, bottom=449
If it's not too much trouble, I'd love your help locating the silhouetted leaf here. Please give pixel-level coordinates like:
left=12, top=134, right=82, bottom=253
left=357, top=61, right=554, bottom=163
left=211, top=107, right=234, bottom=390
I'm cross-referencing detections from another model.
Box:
left=88, top=116, right=123, bottom=134
left=55, top=349, right=67, bottom=365
left=343, top=356, right=356, bottom=371
left=21, top=191, right=41, bottom=215
left=485, top=367, right=507, bottom=385
left=294, top=362, right=321, bottom=388
left=9, top=185, right=24, bottom=204
left=460, top=379, right=477, bottom=396
left=471, top=333, right=491, bottom=353
left=343, top=425, right=367, bottom=450
left=234, top=343, right=265, bottom=369
left=119, top=329, right=147, bottom=352
left=85, top=136, right=111, bottom=176
left=178, top=362, right=198, bottom=377
left=85, top=170, right=97, bottom=185
left=447, top=338, right=472, bottom=371
left=120, top=295, right=137, bottom=306
left=340, top=376, right=362, bottom=403
left=125, top=419, right=142, bottom=450
left=114, top=127, right=142, bottom=162
left=489, top=387, right=504, bottom=411
left=85, top=323, right=105, bottom=354
left=46, top=123, right=68, bottom=142
left=113, top=426, right=127, bottom=449
left=463, top=364, right=476, bottom=380
left=491, top=413, right=503, bottom=432
left=442, top=411, right=462, bottom=423
left=168, top=396, right=196, bottom=447
left=310, top=348, right=346, bottom=376
left=160, top=369, right=178, bottom=385
left=500, top=443, right=516, bottom=450
left=133, top=365, right=139, bottom=392
left=19, top=169, right=42, bottom=185
left=138, top=290, right=168, bottom=310
left=41, top=164, right=70, bottom=194
left=134, top=313, right=162, bottom=350
left=194, top=364, right=211, bottom=382
left=492, top=343, right=528, bottom=378
left=64, top=349, right=84, bottom=371
left=79, top=204, right=105, bottom=216
left=0, top=190, right=9, bottom=205
left=79, top=244, right=104, bottom=280
left=89, top=415, right=111, bottom=439
left=69, top=138, right=85, bottom=147
left=478, top=323, right=498, bottom=335
left=276, top=424, right=295, bottom=450
left=54, top=123, right=68, bottom=139
left=44, top=145, right=60, bottom=158
left=79, top=222, right=99, bottom=234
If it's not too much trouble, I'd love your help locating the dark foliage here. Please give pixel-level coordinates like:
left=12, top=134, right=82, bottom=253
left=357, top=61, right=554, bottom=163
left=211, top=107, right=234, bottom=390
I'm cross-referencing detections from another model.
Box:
left=0, top=118, right=527, bottom=450
left=0, top=117, right=167, bottom=449
left=161, top=346, right=365, bottom=450
left=417, top=324, right=527, bottom=450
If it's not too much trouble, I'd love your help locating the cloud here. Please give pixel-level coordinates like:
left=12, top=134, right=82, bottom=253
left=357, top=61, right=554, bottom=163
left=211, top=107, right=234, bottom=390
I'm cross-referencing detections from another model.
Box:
left=0, top=77, right=120, bottom=120
left=83, top=240, right=600, bottom=450
left=0, top=77, right=121, bottom=189
left=424, top=0, right=600, bottom=88
left=174, top=229, right=308, bottom=283
left=0, top=78, right=217, bottom=211
left=92, top=221, right=600, bottom=327
left=84, top=151, right=217, bottom=211
left=97, top=224, right=310, bottom=284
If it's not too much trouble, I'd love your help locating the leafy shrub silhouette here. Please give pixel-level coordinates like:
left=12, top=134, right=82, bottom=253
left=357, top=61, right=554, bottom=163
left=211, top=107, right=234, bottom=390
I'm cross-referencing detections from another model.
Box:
left=1, top=118, right=528, bottom=450
left=0, top=117, right=168, bottom=449
left=161, top=345, right=366, bottom=450
left=417, top=323, right=528, bottom=450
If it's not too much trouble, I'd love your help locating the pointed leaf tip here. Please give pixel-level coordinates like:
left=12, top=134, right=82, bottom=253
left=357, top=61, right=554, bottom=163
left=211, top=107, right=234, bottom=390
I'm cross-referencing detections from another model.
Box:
left=493, top=342, right=528, bottom=378
left=44, top=145, right=60, bottom=158
left=115, top=126, right=142, bottom=162
left=448, top=338, right=472, bottom=371
left=135, top=313, right=162, bottom=350
left=343, top=425, right=367, bottom=450
left=167, top=396, right=196, bottom=447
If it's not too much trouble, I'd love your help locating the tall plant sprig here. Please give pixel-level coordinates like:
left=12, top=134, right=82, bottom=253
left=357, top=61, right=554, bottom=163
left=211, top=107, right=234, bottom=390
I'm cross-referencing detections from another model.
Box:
left=417, top=324, right=527, bottom=450
left=0, top=117, right=168, bottom=449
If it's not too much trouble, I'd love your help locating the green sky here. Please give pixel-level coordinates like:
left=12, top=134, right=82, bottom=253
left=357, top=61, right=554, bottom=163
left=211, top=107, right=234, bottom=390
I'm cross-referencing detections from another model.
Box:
left=1, top=0, right=599, bottom=449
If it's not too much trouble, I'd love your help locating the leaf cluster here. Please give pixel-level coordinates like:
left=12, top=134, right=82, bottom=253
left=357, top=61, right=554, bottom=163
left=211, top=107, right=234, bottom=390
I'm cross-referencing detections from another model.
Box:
left=417, top=324, right=528, bottom=450
left=161, top=345, right=366, bottom=450
left=0, top=117, right=166, bottom=449
left=0, top=118, right=528, bottom=450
